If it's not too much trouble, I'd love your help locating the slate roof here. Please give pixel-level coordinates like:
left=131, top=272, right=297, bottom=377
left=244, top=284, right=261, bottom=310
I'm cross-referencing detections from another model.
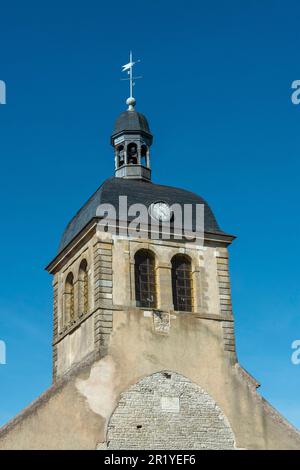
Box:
left=58, top=177, right=224, bottom=253
left=112, top=110, right=152, bottom=139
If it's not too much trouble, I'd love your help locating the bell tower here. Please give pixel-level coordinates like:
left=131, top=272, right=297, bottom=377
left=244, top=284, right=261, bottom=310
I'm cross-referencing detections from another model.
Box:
left=111, top=52, right=153, bottom=181
left=111, top=102, right=153, bottom=181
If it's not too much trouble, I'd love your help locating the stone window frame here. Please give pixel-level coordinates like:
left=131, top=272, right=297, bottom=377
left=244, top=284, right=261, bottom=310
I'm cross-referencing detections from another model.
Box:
left=129, top=243, right=160, bottom=310
left=78, top=258, right=90, bottom=318
left=58, top=247, right=93, bottom=334
left=171, top=253, right=194, bottom=312
left=63, top=271, right=75, bottom=328
left=129, top=242, right=203, bottom=313
left=168, top=248, right=202, bottom=313
left=134, top=249, right=157, bottom=309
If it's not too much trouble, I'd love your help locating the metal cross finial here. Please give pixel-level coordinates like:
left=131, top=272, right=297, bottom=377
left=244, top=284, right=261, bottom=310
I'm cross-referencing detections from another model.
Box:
left=121, top=51, right=142, bottom=110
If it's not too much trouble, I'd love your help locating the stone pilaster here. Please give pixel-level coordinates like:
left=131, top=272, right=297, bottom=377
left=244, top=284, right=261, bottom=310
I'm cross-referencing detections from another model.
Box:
left=192, top=254, right=204, bottom=312
left=216, top=249, right=235, bottom=354
left=93, top=240, right=113, bottom=357
left=52, top=276, right=58, bottom=381
left=216, top=251, right=232, bottom=318
left=73, top=279, right=80, bottom=321
left=156, top=263, right=172, bottom=311
left=221, top=320, right=235, bottom=353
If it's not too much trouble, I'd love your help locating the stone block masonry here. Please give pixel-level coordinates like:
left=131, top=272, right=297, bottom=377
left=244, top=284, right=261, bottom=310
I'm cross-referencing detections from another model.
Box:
left=106, top=371, right=235, bottom=450
left=93, top=240, right=113, bottom=357
left=216, top=249, right=235, bottom=354
left=52, top=280, right=58, bottom=380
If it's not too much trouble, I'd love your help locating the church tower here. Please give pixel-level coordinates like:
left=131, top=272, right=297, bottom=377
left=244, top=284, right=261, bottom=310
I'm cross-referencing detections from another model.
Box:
left=46, top=91, right=236, bottom=383
left=1, top=55, right=300, bottom=450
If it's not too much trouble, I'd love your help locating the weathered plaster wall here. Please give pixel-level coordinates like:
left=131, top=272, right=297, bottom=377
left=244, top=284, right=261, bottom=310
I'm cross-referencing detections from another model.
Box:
left=1, top=310, right=299, bottom=449
left=56, top=315, right=94, bottom=376
left=0, top=359, right=103, bottom=450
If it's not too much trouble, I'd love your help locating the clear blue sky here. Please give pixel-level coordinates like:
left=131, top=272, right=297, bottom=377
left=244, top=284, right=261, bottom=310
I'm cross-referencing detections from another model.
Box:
left=1, top=0, right=300, bottom=429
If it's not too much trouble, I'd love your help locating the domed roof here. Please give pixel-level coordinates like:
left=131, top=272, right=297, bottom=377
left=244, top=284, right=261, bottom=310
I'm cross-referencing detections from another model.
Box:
left=57, top=177, right=227, bottom=254
left=112, top=110, right=152, bottom=138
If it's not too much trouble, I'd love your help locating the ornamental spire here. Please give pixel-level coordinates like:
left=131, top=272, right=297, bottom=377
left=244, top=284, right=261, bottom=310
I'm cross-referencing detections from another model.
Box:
left=121, top=51, right=142, bottom=110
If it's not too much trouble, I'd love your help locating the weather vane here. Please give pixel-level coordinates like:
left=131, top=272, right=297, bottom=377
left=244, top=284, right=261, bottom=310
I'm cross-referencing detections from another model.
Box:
left=121, top=51, right=142, bottom=110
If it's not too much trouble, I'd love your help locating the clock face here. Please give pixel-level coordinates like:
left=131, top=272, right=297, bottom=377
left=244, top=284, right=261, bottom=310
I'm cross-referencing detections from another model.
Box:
left=149, top=201, right=172, bottom=222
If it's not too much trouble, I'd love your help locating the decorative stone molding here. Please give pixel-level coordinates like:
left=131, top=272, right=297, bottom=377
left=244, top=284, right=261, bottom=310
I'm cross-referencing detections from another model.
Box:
left=153, top=310, right=170, bottom=334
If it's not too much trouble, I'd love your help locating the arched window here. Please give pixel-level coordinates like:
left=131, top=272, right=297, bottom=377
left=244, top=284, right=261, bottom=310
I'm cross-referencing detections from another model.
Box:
left=117, top=145, right=124, bottom=167
left=135, top=250, right=156, bottom=308
left=171, top=255, right=193, bottom=312
left=127, top=143, right=138, bottom=164
left=141, top=144, right=147, bottom=166
left=78, top=259, right=89, bottom=316
left=64, top=272, right=74, bottom=325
